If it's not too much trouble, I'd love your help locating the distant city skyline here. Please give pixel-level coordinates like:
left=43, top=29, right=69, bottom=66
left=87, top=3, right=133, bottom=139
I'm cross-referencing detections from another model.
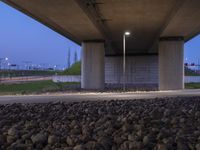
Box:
left=0, top=1, right=200, bottom=68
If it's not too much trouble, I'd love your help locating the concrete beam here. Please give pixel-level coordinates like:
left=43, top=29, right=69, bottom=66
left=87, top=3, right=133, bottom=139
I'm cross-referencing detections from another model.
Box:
left=159, top=37, right=184, bottom=90
left=149, top=0, right=185, bottom=53
left=74, top=0, right=112, bottom=41
left=81, top=41, right=105, bottom=90
left=75, top=0, right=117, bottom=54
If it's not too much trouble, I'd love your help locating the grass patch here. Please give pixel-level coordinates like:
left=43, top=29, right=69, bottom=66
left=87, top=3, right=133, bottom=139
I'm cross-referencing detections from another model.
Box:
left=59, top=61, right=81, bottom=75
left=0, top=80, right=80, bottom=95
left=185, top=83, right=200, bottom=89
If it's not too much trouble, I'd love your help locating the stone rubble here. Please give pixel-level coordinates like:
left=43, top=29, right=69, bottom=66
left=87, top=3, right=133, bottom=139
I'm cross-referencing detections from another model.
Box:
left=0, top=97, right=200, bottom=149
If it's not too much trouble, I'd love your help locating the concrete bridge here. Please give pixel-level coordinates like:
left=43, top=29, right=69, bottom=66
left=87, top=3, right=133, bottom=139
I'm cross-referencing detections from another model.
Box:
left=2, top=0, right=200, bottom=90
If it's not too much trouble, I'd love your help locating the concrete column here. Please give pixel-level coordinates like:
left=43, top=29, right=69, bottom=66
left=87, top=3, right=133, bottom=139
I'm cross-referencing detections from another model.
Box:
left=81, top=41, right=105, bottom=89
left=159, top=37, right=184, bottom=90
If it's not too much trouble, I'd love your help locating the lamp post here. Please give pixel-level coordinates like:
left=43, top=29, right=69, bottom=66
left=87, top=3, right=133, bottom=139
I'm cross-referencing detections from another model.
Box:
left=123, top=32, right=130, bottom=91
left=0, top=57, right=8, bottom=70
left=0, top=57, right=8, bottom=83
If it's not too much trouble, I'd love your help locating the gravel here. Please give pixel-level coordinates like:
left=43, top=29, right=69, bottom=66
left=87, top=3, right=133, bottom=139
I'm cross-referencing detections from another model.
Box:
left=0, top=96, right=200, bottom=149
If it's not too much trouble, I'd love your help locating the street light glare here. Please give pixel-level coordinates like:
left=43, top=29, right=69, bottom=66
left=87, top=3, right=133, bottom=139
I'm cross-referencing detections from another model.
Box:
left=125, top=31, right=130, bottom=36
left=5, top=57, right=8, bottom=61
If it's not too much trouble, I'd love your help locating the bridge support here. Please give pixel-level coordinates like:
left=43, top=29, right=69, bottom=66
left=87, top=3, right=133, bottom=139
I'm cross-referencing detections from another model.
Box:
left=159, top=37, right=184, bottom=90
left=81, top=41, right=105, bottom=89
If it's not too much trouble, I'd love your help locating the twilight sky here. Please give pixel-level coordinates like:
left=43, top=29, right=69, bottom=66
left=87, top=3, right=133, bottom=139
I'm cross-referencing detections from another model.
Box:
left=0, top=2, right=81, bottom=69
left=0, top=1, right=200, bottom=68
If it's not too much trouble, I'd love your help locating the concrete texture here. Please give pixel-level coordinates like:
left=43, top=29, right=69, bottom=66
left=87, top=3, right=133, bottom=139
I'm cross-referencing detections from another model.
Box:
left=159, top=38, right=184, bottom=90
left=105, top=56, right=158, bottom=84
left=1, top=89, right=200, bottom=104
left=2, top=0, right=200, bottom=55
left=81, top=42, right=105, bottom=89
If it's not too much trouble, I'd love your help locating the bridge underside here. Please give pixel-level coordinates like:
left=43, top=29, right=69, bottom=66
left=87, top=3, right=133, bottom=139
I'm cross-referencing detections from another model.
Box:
left=2, top=0, right=200, bottom=90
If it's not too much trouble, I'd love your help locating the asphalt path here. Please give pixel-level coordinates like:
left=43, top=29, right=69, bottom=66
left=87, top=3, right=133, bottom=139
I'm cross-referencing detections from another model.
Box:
left=0, top=89, right=200, bottom=104
left=0, top=76, right=52, bottom=84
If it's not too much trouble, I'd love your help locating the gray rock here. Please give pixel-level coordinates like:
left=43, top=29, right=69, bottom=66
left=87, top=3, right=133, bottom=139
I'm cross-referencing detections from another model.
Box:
left=7, top=127, right=18, bottom=136
left=128, top=134, right=135, bottom=141
left=132, top=141, right=142, bottom=149
left=73, top=144, right=86, bottom=150
left=195, top=111, right=200, bottom=117
left=122, top=123, right=132, bottom=133
left=121, top=140, right=129, bottom=149
left=157, top=143, right=168, bottom=150
left=48, top=135, right=58, bottom=144
left=196, top=143, right=200, bottom=150
left=10, top=143, right=28, bottom=150
left=98, top=137, right=112, bottom=150
left=143, top=135, right=150, bottom=145
left=179, top=118, right=185, bottom=123
left=0, top=135, right=6, bottom=145
left=31, top=133, right=47, bottom=144
left=85, top=141, right=97, bottom=150
left=22, top=133, right=31, bottom=140
left=66, top=136, right=74, bottom=146
left=163, top=109, right=170, bottom=117
left=177, top=141, right=189, bottom=150
left=7, top=135, right=16, bottom=143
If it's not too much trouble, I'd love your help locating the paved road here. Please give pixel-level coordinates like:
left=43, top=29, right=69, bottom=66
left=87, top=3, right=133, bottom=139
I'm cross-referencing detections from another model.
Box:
left=0, top=76, right=52, bottom=84
left=0, top=89, right=200, bottom=104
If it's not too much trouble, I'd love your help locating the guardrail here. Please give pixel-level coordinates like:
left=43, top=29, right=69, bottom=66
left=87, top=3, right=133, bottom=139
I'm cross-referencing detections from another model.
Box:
left=52, top=75, right=81, bottom=83
left=185, top=76, right=200, bottom=83
left=1, top=75, right=199, bottom=84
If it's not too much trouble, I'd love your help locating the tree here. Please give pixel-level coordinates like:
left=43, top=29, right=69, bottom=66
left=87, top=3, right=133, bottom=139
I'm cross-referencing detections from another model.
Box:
left=74, top=50, right=78, bottom=63
left=67, top=48, right=71, bottom=68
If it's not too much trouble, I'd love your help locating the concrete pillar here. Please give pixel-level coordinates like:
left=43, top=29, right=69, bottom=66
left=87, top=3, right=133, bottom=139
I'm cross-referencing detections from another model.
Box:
left=159, top=37, right=184, bottom=90
left=81, top=41, right=105, bottom=89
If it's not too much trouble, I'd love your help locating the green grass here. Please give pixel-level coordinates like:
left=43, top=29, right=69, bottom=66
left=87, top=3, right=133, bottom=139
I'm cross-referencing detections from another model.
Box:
left=60, top=61, right=81, bottom=75
left=0, top=80, right=80, bottom=95
left=185, top=83, right=200, bottom=89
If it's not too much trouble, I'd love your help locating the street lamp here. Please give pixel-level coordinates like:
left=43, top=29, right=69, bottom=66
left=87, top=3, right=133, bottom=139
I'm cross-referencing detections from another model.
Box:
left=123, top=31, right=130, bottom=91
left=8, top=63, right=11, bottom=70
left=54, top=65, right=57, bottom=71
left=0, top=57, right=8, bottom=70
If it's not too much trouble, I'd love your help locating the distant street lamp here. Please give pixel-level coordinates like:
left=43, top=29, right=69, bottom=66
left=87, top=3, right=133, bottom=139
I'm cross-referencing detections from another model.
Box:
left=0, top=57, right=8, bottom=70
left=54, top=65, right=57, bottom=71
left=8, top=63, right=11, bottom=70
left=0, top=57, right=8, bottom=83
left=123, top=31, right=130, bottom=91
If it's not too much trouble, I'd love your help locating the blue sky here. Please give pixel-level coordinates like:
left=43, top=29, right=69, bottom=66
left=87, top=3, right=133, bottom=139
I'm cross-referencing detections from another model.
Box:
left=185, top=36, right=200, bottom=64
left=0, top=1, right=200, bottom=68
left=0, top=2, right=81, bottom=69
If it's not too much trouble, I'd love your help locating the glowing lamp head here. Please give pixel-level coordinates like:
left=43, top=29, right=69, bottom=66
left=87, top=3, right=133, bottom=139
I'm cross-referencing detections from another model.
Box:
left=5, top=57, right=8, bottom=61
left=124, top=31, right=130, bottom=36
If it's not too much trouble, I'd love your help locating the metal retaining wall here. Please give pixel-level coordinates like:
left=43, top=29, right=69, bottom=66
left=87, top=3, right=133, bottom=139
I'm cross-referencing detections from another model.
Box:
left=105, top=56, right=158, bottom=84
